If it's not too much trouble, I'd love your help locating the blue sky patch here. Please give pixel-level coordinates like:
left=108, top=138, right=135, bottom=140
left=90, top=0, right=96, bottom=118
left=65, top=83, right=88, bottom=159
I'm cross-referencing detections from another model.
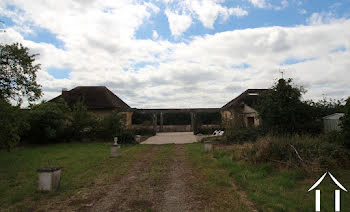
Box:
left=47, top=67, right=71, bottom=79
left=232, top=63, right=251, bottom=69
left=281, top=57, right=316, bottom=65
left=331, top=46, right=347, bottom=53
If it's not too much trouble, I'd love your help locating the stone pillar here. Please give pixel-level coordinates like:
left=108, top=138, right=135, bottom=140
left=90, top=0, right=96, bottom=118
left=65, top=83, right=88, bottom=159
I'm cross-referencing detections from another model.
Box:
left=160, top=112, right=164, bottom=132
left=37, top=166, right=62, bottom=191
left=191, top=112, right=197, bottom=134
left=110, top=144, right=120, bottom=157
left=204, top=141, right=213, bottom=153
left=152, top=113, right=157, bottom=134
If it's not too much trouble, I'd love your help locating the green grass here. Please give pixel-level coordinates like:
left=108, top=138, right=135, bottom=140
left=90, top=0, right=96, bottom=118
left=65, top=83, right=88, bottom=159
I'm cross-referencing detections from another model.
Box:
left=212, top=147, right=350, bottom=212
left=0, top=142, right=152, bottom=210
left=186, top=143, right=250, bottom=211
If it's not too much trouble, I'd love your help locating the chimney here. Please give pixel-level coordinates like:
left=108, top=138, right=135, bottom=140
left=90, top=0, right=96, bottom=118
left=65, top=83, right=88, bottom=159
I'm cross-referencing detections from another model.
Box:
left=62, top=88, right=69, bottom=97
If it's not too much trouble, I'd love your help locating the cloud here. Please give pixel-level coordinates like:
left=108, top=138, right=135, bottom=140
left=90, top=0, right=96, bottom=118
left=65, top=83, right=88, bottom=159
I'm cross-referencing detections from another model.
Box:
left=165, top=9, right=192, bottom=37
left=306, top=12, right=341, bottom=25
left=182, top=0, right=248, bottom=29
left=162, top=0, right=248, bottom=32
left=152, top=30, right=159, bottom=40
left=248, top=0, right=266, bottom=8
left=1, top=1, right=350, bottom=108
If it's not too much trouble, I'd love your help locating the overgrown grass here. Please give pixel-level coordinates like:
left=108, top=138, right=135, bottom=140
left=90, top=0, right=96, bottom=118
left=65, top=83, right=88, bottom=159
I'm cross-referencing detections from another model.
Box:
left=0, top=142, right=152, bottom=210
left=186, top=143, right=250, bottom=211
left=212, top=146, right=350, bottom=212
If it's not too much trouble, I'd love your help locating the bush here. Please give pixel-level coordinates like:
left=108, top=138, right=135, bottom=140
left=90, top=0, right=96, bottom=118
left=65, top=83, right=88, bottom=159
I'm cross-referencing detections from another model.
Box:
left=70, top=101, right=96, bottom=140
left=25, top=100, right=71, bottom=144
left=196, top=126, right=222, bottom=135
left=94, top=112, right=125, bottom=140
left=340, top=98, right=350, bottom=148
left=224, top=119, right=264, bottom=143
left=241, top=135, right=350, bottom=172
left=0, top=99, right=28, bottom=151
left=132, top=128, right=156, bottom=136
left=118, top=130, right=136, bottom=144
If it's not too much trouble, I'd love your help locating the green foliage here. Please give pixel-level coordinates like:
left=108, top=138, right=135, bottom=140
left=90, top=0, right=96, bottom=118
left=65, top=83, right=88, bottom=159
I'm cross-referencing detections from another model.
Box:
left=256, top=78, right=316, bottom=135
left=341, top=98, right=350, bottom=147
left=225, top=126, right=262, bottom=144
left=95, top=112, right=126, bottom=140
left=132, top=111, right=153, bottom=125
left=70, top=101, right=96, bottom=139
left=118, top=130, right=136, bottom=144
left=242, top=135, right=350, bottom=171
left=26, top=100, right=71, bottom=143
left=133, top=128, right=156, bottom=136
left=0, top=43, right=42, bottom=104
left=309, top=97, right=344, bottom=118
left=0, top=99, right=28, bottom=151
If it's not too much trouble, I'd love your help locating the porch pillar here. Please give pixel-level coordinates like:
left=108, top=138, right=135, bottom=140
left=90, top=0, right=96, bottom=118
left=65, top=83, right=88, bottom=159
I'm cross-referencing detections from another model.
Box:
left=152, top=113, right=157, bottom=134
left=160, top=112, right=164, bottom=132
left=191, top=112, right=197, bottom=134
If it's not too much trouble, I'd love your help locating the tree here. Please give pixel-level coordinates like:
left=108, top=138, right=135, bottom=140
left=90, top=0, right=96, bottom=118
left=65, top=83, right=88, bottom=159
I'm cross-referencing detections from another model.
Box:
left=0, top=99, right=28, bottom=151
left=26, top=100, right=71, bottom=143
left=70, top=101, right=96, bottom=139
left=0, top=43, right=42, bottom=104
left=256, top=78, right=315, bottom=135
left=341, top=98, right=350, bottom=147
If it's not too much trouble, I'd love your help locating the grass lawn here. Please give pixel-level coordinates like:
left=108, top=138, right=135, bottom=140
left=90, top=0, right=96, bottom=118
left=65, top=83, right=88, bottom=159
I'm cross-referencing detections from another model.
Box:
left=186, top=143, right=251, bottom=211
left=210, top=145, right=350, bottom=212
left=0, top=142, right=152, bottom=211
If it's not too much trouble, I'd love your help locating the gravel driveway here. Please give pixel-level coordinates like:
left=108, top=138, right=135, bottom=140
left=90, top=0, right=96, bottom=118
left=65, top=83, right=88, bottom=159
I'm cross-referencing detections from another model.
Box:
left=141, top=132, right=197, bottom=144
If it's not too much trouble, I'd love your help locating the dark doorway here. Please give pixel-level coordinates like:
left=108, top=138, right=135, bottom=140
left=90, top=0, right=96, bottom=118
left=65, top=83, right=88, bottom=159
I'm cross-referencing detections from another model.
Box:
left=247, top=117, right=255, bottom=128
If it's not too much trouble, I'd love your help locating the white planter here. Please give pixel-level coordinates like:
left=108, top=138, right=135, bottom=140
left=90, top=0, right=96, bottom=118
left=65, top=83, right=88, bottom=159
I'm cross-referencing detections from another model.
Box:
left=135, top=135, right=141, bottom=143
left=37, top=166, right=62, bottom=191
left=110, top=144, right=120, bottom=157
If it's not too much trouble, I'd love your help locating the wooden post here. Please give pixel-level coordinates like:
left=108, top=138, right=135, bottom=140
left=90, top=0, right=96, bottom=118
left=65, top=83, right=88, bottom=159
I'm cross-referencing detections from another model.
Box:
left=191, top=112, right=197, bottom=134
left=152, top=113, right=157, bottom=134
left=160, top=112, right=163, bottom=132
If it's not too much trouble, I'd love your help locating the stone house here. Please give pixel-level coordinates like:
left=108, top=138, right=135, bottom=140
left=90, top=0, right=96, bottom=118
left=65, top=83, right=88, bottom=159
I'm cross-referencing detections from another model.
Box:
left=50, top=86, right=133, bottom=127
left=221, top=89, right=267, bottom=128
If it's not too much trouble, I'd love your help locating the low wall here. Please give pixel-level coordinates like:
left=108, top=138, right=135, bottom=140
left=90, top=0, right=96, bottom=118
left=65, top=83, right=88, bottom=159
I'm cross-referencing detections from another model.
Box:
left=132, top=124, right=221, bottom=132
left=132, top=125, right=192, bottom=132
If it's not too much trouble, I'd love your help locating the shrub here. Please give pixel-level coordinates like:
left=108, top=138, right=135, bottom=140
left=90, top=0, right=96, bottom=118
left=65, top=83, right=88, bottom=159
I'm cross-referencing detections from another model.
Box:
left=70, top=101, right=97, bottom=140
left=241, top=135, right=350, bottom=172
left=0, top=99, right=28, bottom=151
left=95, top=112, right=125, bottom=140
left=340, top=98, right=350, bottom=148
left=25, top=100, right=70, bottom=144
left=118, top=130, right=136, bottom=144
left=133, top=128, right=156, bottom=136
left=196, top=126, right=222, bottom=135
left=224, top=127, right=261, bottom=144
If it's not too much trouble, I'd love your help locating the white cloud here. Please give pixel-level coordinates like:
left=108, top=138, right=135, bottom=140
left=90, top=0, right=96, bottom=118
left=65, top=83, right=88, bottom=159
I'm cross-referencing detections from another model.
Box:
left=298, top=9, right=307, bottom=15
left=182, top=0, right=248, bottom=29
left=1, top=1, right=350, bottom=108
left=306, top=12, right=345, bottom=25
left=248, top=0, right=266, bottom=8
left=152, top=30, right=159, bottom=40
left=165, top=9, right=192, bottom=37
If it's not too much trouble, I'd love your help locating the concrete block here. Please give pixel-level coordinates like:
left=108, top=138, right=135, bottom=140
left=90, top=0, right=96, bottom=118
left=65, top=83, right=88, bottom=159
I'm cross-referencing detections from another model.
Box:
left=110, top=144, right=120, bottom=157
left=37, top=166, right=62, bottom=191
left=204, top=142, right=213, bottom=153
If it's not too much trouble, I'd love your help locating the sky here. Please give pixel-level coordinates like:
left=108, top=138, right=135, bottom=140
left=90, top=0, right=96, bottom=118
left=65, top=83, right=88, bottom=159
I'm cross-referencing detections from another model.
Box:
left=1, top=0, right=350, bottom=108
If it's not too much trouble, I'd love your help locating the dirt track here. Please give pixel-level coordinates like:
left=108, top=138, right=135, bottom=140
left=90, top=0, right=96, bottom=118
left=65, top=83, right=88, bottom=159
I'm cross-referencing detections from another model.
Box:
left=85, top=145, right=196, bottom=212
